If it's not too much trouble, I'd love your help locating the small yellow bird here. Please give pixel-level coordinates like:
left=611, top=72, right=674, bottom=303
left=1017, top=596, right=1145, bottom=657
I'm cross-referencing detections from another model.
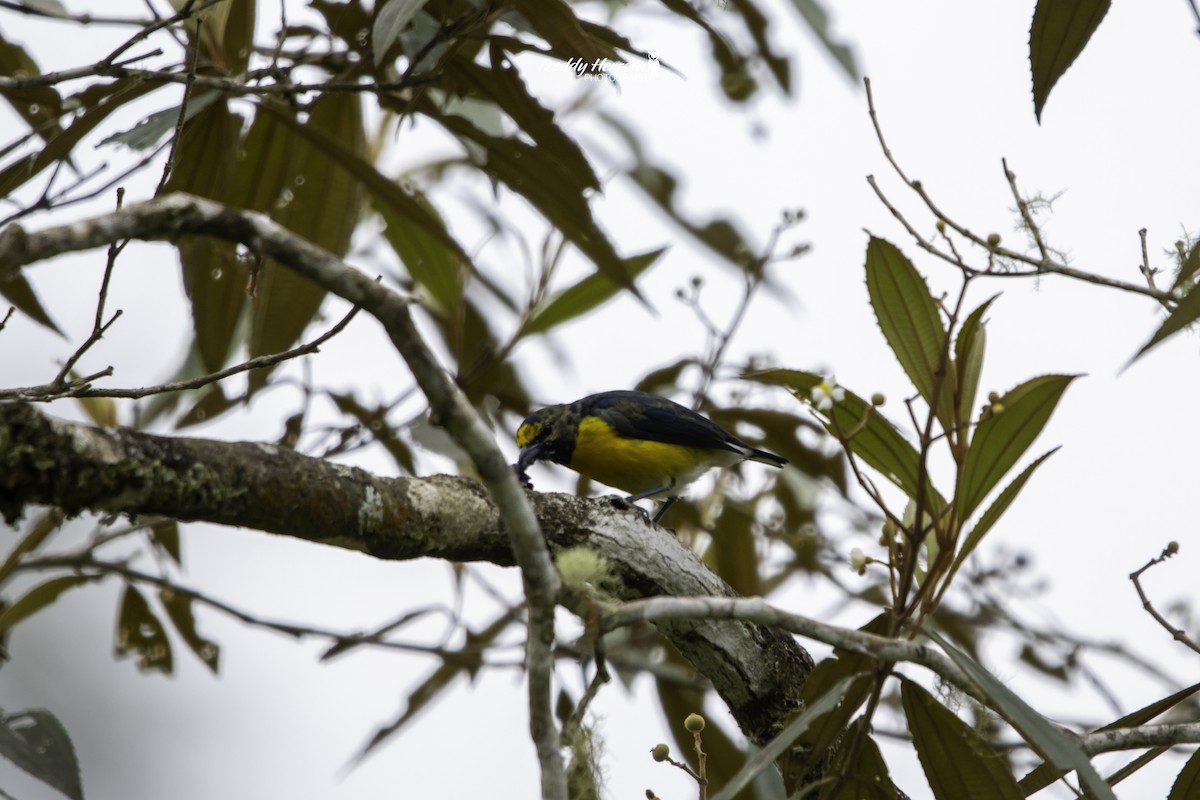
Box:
left=515, top=390, right=787, bottom=522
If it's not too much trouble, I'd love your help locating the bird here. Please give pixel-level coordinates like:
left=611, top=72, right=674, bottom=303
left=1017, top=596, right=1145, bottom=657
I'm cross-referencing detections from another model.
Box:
left=514, top=390, right=788, bottom=523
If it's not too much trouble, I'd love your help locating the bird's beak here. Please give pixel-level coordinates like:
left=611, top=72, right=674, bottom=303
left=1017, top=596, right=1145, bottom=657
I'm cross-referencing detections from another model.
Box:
left=516, top=442, right=542, bottom=474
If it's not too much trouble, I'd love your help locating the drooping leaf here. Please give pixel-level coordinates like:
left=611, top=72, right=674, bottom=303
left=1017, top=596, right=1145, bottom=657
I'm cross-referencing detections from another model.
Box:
left=786, top=0, right=859, bottom=81
left=1132, top=280, right=1200, bottom=364
left=508, top=0, right=615, bottom=65
left=0, top=509, right=63, bottom=584
left=159, top=589, right=220, bottom=674
left=75, top=393, right=117, bottom=428
left=375, top=193, right=462, bottom=318
left=924, top=628, right=1115, bottom=800
left=727, top=0, right=791, bottom=93
left=248, top=91, right=366, bottom=392
left=709, top=677, right=856, bottom=800
left=0, top=575, right=97, bottom=636
left=114, top=585, right=173, bottom=675
left=0, top=270, right=61, bottom=334
left=148, top=519, right=182, bottom=565
left=520, top=249, right=664, bottom=336
left=705, top=503, right=761, bottom=597
left=820, top=716, right=898, bottom=800
left=946, top=447, right=1058, bottom=587
left=0, top=708, right=83, bottom=800
left=373, top=0, right=432, bottom=66
left=1168, top=747, right=1200, bottom=800
left=952, top=295, right=998, bottom=435
left=173, top=0, right=257, bottom=74
left=97, top=90, right=222, bottom=152
left=1021, top=679, right=1200, bottom=794
left=163, top=98, right=245, bottom=373
left=901, top=679, right=1022, bottom=800
left=864, top=237, right=954, bottom=431
left=0, top=32, right=64, bottom=141
left=957, top=374, right=1076, bottom=521
left=1029, top=0, right=1111, bottom=122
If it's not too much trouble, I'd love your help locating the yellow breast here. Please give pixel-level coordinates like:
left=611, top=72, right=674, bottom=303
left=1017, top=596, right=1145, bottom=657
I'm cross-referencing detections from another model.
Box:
left=568, top=416, right=735, bottom=496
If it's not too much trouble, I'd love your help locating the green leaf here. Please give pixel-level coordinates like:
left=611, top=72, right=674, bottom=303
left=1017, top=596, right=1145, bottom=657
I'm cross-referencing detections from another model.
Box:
left=163, top=98, right=245, bottom=373
left=709, top=676, right=856, bottom=800
left=148, top=519, right=182, bottom=565
left=953, top=295, right=997, bottom=430
left=0, top=78, right=159, bottom=197
left=0, top=708, right=83, bottom=800
left=820, top=716, right=898, bottom=800
left=0, top=32, right=64, bottom=141
left=1171, top=240, right=1200, bottom=291
left=1022, top=679, right=1200, bottom=794
left=1132, top=280, right=1200, bottom=364
left=901, top=679, right=1022, bottom=800
left=98, top=90, right=222, bottom=151
left=946, top=447, right=1058, bottom=587
left=374, top=0, right=433, bottom=66
left=1169, top=747, right=1200, bottom=800
left=159, top=589, right=219, bottom=674
left=114, top=585, right=173, bottom=675
left=924, top=628, right=1115, bottom=800
left=957, top=374, right=1076, bottom=521
left=705, top=504, right=761, bottom=597
left=1029, top=0, right=1111, bottom=122
left=248, top=92, right=366, bottom=392
left=0, top=575, right=97, bottom=636
left=0, top=509, right=63, bottom=584
left=865, top=237, right=954, bottom=431
left=508, top=0, right=614, bottom=65
left=751, top=369, right=934, bottom=505
left=0, top=270, right=61, bottom=334
left=376, top=194, right=462, bottom=318
left=785, top=0, right=859, bottom=80
left=520, top=249, right=664, bottom=336
left=75, top=393, right=117, bottom=428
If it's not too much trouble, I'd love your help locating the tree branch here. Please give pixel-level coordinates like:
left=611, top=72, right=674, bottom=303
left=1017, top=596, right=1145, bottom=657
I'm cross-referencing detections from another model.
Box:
left=0, top=401, right=811, bottom=754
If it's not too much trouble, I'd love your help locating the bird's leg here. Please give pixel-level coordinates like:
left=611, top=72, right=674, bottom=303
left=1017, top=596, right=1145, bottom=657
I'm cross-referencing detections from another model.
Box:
left=625, top=480, right=676, bottom=525
left=651, top=496, right=678, bottom=525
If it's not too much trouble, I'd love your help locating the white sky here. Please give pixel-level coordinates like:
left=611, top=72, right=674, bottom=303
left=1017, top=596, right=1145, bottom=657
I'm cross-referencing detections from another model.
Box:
left=2, top=1, right=1200, bottom=799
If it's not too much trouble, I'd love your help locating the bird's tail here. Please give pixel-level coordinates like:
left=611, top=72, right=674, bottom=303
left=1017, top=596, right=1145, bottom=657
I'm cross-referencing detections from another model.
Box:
left=744, top=447, right=787, bottom=468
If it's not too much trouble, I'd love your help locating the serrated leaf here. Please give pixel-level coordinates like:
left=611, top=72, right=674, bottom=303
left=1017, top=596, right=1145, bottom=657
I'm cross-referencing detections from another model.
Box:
left=159, top=590, right=219, bottom=674
left=0, top=708, right=83, bottom=800
left=114, top=585, right=173, bottom=675
left=520, top=249, right=664, bottom=336
left=0, top=575, right=97, bottom=636
left=901, top=679, right=1022, bottom=800
left=710, top=676, right=855, bottom=800
left=946, top=447, right=1058, bottom=587
left=1168, top=747, right=1200, bottom=800
left=1029, top=0, right=1111, bottom=122
left=0, top=271, right=61, bottom=334
left=957, top=374, right=1076, bottom=521
left=248, top=92, right=366, bottom=392
left=750, top=369, right=936, bottom=506
left=953, top=295, right=997, bottom=432
left=373, top=0, right=431, bottom=66
left=163, top=99, right=245, bottom=373
left=1132, top=281, right=1200, bottom=364
left=865, top=237, right=954, bottom=431
left=924, top=628, right=1115, bottom=800
left=1022, top=679, right=1200, bottom=794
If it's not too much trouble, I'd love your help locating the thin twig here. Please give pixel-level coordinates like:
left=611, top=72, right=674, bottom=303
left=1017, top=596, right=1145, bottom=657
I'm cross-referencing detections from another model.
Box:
left=1130, top=543, right=1200, bottom=656
left=154, top=18, right=202, bottom=196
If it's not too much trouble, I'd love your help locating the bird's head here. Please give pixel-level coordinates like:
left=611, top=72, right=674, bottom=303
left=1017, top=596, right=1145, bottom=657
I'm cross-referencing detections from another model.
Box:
left=515, top=404, right=573, bottom=475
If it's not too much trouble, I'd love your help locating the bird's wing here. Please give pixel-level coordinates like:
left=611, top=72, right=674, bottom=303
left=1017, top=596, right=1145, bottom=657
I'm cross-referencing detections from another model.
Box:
left=588, top=393, right=742, bottom=453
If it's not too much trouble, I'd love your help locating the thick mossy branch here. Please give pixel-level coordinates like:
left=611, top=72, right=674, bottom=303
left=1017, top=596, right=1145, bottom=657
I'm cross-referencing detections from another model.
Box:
left=0, top=401, right=811, bottom=745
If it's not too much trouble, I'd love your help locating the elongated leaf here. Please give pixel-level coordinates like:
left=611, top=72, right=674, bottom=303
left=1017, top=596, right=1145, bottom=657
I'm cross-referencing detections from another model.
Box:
left=925, top=629, right=1115, bottom=800
left=0, top=270, right=60, bottom=334
left=0, top=79, right=159, bottom=197
left=0, top=708, right=83, bottom=800
left=865, top=237, right=954, bottom=431
left=750, top=369, right=934, bottom=506
left=248, top=92, right=366, bottom=391
left=0, top=32, right=64, bottom=141
left=786, top=0, right=858, bottom=80
left=509, top=0, right=614, bottom=65
left=374, top=0, right=433, bottom=66
left=376, top=194, right=462, bottom=317
left=954, top=295, right=997, bottom=432
left=946, top=447, right=1059, bottom=586
left=0, top=509, right=62, bottom=584
left=114, top=585, right=173, bottom=675
left=521, top=249, right=664, bottom=335
left=0, top=575, right=96, bottom=636
left=820, top=716, right=898, bottom=800
left=957, top=374, right=1076, bottom=521
left=148, top=519, right=182, bottom=565
left=159, top=590, right=219, bottom=674
left=901, top=679, right=1022, bottom=800
left=164, top=99, right=245, bottom=372
left=98, top=90, right=221, bottom=152
left=1169, top=747, right=1200, bottom=800
left=1029, top=0, right=1111, bottom=121
left=1021, top=679, right=1200, bottom=794
left=1132, top=280, right=1200, bottom=363
left=710, top=677, right=855, bottom=800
